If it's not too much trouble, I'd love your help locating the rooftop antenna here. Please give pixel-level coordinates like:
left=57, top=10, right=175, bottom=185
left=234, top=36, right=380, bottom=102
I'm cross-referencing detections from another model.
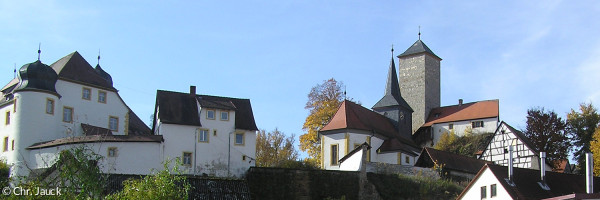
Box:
left=37, top=43, right=41, bottom=61
left=418, top=26, right=421, bottom=40
left=97, top=49, right=101, bottom=65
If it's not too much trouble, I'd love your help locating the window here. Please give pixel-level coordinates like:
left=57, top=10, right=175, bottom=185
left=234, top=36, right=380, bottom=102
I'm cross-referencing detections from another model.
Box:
left=108, top=147, right=117, bottom=157
left=235, top=132, right=244, bottom=145
left=213, top=130, right=217, bottom=136
left=331, top=144, right=339, bottom=166
left=5, top=112, right=9, bottom=125
left=449, top=123, right=454, bottom=130
left=82, top=88, right=91, bottom=100
left=472, top=121, right=484, bottom=128
left=197, top=129, right=209, bottom=142
left=63, top=107, right=73, bottom=123
left=242, top=155, right=246, bottom=161
left=109, top=116, right=119, bottom=132
left=11, top=140, right=14, bottom=151
left=481, top=186, right=487, bottom=199
left=491, top=184, right=497, bottom=197
left=182, top=152, right=192, bottom=166
left=220, top=111, right=229, bottom=121
left=3, top=137, right=7, bottom=152
left=98, top=91, right=107, bottom=103
left=46, top=99, right=54, bottom=115
left=13, top=99, right=17, bottom=112
left=206, top=110, right=215, bottom=120
left=405, top=155, right=410, bottom=164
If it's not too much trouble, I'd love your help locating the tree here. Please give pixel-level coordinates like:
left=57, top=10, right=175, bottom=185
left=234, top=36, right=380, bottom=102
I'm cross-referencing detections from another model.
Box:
left=256, top=129, right=299, bottom=167
left=434, top=131, right=457, bottom=151
left=590, top=125, right=600, bottom=175
left=300, top=78, right=345, bottom=167
left=524, top=107, right=570, bottom=165
left=567, top=102, right=600, bottom=174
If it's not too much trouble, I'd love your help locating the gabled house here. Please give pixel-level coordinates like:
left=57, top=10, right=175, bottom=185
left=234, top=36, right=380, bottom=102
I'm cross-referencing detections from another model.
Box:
left=479, top=121, right=551, bottom=170
left=414, top=147, right=492, bottom=180
left=412, top=99, right=499, bottom=147
left=152, top=87, right=258, bottom=177
left=457, top=163, right=600, bottom=200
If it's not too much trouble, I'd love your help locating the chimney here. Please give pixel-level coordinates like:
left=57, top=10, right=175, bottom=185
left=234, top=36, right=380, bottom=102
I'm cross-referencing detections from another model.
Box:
left=458, top=99, right=463, bottom=106
left=508, top=145, right=514, bottom=181
left=540, top=152, right=546, bottom=182
left=190, top=85, right=196, bottom=96
left=587, top=153, right=594, bottom=194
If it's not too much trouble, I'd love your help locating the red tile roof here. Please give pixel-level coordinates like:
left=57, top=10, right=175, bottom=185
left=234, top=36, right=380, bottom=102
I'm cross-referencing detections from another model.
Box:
left=422, top=99, right=499, bottom=127
left=27, top=134, right=163, bottom=149
left=320, top=100, right=399, bottom=139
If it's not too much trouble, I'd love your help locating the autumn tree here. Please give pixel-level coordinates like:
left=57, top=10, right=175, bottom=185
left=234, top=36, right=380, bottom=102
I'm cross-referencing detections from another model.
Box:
left=300, top=78, right=345, bottom=167
left=568, top=102, right=600, bottom=174
left=590, top=126, right=600, bottom=175
left=256, top=129, right=299, bottom=167
left=524, top=107, right=570, bottom=165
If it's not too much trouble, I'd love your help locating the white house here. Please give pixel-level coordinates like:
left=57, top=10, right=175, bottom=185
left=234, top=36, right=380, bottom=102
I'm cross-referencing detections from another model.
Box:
left=152, top=87, right=258, bottom=177
left=412, top=99, right=499, bottom=147
left=0, top=51, right=258, bottom=179
left=0, top=52, right=162, bottom=177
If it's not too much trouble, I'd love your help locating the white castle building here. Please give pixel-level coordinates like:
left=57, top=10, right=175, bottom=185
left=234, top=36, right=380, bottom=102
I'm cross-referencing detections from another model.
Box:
left=0, top=51, right=257, bottom=178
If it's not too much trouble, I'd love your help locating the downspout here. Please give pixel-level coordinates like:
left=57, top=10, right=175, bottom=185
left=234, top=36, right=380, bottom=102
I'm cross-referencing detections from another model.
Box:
left=194, top=129, right=197, bottom=175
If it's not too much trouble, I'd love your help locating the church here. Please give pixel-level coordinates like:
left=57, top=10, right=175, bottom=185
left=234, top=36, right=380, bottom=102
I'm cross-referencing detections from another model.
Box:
left=319, top=38, right=499, bottom=170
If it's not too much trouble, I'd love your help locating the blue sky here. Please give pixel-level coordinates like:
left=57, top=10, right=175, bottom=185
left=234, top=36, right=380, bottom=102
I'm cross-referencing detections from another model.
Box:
left=1, top=1, right=599, bottom=159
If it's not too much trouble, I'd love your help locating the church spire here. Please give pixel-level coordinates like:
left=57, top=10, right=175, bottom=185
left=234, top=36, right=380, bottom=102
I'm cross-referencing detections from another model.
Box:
left=385, top=49, right=401, bottom=100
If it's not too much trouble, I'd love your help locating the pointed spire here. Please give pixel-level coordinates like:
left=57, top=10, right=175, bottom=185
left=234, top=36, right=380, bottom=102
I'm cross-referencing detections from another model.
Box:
left=37, top=43, right=41, bottom=61
left=384, top=54, right=401, bottom=99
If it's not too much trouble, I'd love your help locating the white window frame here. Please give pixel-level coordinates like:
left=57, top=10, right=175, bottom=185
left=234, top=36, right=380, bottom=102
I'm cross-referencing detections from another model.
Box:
left=220, top=111, right=229, bottom=121
left=82, top=87, right=91, bottom=100
left=63, top=107, right=74, bottom=123
left=109, top=116, right=119, bottom=132
left=198, top=128, right=209, bottom=143
left=234, top=132, right=245, bottom=145
left=206, top=109, right=215, bottom=120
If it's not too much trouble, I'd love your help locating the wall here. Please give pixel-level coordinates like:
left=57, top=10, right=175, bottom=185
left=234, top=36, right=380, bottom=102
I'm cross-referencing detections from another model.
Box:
left=480, top=123, right=538, bottom=169
left=322, top=132, right=384, bottom=170
left=430, top=117, right=498, bottom=145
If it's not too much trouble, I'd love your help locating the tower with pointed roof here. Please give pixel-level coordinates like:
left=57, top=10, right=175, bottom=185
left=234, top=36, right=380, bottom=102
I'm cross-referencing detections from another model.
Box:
left=373, top=56, right=413, bottom=139
left=397, top=39, right=442, bottom=134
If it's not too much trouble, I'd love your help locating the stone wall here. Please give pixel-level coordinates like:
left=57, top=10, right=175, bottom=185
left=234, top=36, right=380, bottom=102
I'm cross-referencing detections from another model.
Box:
left=366, top=162, right=440, bottom=179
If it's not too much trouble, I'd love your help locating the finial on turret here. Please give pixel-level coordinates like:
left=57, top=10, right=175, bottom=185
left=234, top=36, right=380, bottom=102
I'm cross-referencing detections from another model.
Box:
left=37, top=43, right=41, bottom=61
left=418, top=26, right=421, bottom=40
left=391, top=44, right=394, bottom=56
left=97, top=49, right=101, bottom=65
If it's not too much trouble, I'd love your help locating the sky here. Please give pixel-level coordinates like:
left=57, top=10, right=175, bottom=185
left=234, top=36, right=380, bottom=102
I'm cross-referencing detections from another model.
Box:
left=1, top=1, right=599, bottom=159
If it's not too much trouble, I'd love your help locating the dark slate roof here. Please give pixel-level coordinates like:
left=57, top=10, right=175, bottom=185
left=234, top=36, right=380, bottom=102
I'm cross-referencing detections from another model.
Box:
left=155, top=90, right=258, bottom=131
left=127, top=108, right=153, bottom=135
left=458, top=164, right=600, bottom=200
left=415, top=147, right=492, bottom=174
left=81, top=123, right=113, bottom=136
left=27, top=134, right=163, bottom=149
left=49, top=51, right=115, bottom=91
left=372, top=58, right=413, bottom=112
left=155, top=90, right=201, bottom=126
left=377, top=138, right=420, bottom=156
left=14, top=60, right=59, bottom=95
left=397, top=40, right=441, bottom=60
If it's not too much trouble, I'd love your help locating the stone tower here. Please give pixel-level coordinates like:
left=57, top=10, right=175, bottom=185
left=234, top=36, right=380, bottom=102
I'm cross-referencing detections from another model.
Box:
left=373, top=56, right=414, bottom=139
left=397, top=40, right=441, bottom=134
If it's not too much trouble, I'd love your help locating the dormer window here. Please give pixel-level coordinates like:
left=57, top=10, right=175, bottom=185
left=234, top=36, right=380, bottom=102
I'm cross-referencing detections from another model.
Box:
left=206, top=110, right=215, bottom=120
left=220, top=111, right=229, bottom=121
left=82, top=87, right=91, bottom=100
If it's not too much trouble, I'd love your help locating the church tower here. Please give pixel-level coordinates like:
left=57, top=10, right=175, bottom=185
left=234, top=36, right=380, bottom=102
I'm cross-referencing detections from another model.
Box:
left=373, top=51, right=413, bottom=139
left=397, top=39, right=442, bottom=134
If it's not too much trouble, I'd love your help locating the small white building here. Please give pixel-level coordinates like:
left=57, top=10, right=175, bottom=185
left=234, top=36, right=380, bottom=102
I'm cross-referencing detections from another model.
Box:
left=413, top=99, right=499, bottom=147
left=152, top=87, right=258, bottom=177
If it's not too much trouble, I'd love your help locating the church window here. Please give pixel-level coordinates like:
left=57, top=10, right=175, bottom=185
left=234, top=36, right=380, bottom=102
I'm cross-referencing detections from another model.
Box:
left=5, top=111, right=9, bottom=125
left=109, top=116, right=119, bottom=132
left=46, top=99, right=54, bottom=115
left=331, top=144, right=339, bottom=166
left=3, top=137, right=7, bottom=152
left=11, top=140, right=14, bottom=151
left=472, top=121, right=484, bottom=128
left=82, top=87, right=91, bottom=100
left=63, top=107, right=73, bottom=123
left=98, top=91, right=107, bottom=103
